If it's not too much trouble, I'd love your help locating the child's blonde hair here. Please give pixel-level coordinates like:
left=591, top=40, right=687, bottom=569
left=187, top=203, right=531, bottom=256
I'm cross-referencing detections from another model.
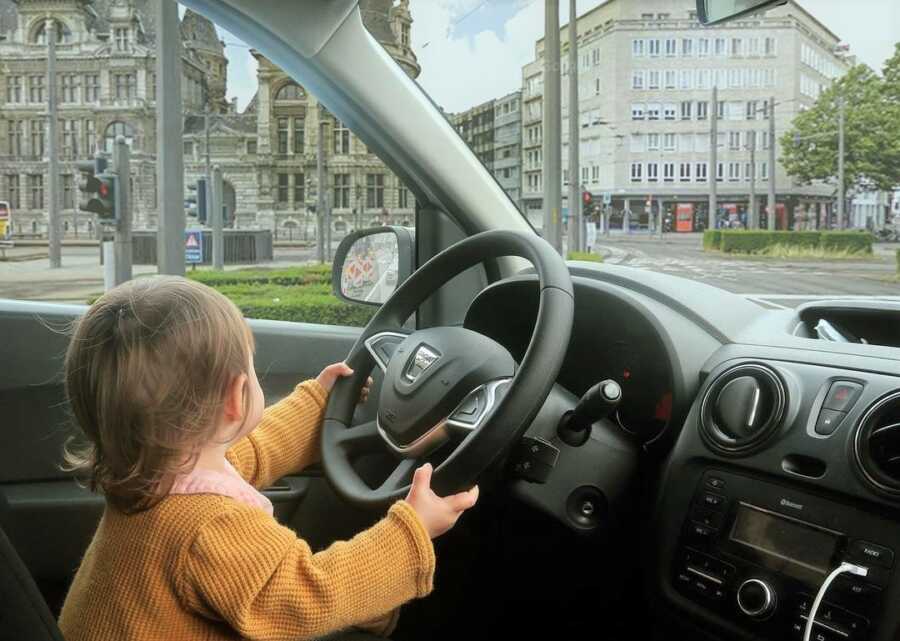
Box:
left=63, top=276, right=254, bottom=513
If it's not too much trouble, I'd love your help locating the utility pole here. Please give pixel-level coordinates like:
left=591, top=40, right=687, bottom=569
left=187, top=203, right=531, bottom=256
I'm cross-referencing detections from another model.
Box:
left=709, top=86, right=718, bottom=231
left=316, top=119, right=326, bottom=263
left=46, top=18, right=61, bottom=268
left=767, top=96, right=776, bottom=230
left=156, top=0, right=185, bottom=274
left=211, top=165, right=224, bottom=270
left=113, top=135, right=132, bottom=285
left=543, top=0, right=562, bottom=254
left=566, top=0, right=580, bottom=254
left=748, top=131, right=757, bottom=229
left=837, top=96, right=845, bottom=230
left=204, top=81, right=212, bottom=227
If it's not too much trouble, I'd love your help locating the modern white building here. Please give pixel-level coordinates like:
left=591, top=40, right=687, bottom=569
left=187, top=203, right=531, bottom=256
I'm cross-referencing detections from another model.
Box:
left=521, top=0, right=854, bottom=231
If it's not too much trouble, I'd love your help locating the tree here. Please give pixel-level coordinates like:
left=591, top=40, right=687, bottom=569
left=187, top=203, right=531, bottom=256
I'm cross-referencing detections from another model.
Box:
left=781, top=46, right=900, bottom=198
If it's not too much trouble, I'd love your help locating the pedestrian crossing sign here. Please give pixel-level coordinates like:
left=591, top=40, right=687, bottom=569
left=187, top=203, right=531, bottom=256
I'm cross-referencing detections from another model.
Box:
left=185, top=230, right=203, bottom=264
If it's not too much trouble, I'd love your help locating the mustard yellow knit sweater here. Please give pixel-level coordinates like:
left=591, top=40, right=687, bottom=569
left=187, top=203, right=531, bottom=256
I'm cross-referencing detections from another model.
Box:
left=58, top=380, right=435, bottom=641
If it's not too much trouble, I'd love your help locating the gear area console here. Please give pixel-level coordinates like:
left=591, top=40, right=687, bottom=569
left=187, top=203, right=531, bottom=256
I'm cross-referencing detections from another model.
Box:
left=672, top=469, right=894, bottom=641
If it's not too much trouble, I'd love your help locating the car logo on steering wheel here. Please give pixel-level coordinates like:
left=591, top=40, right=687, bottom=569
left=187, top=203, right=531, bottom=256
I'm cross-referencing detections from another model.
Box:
left=405, top=345, right=440, bottom=382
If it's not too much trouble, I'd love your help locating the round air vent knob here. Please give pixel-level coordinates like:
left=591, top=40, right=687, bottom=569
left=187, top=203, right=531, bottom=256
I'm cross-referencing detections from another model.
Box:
left=737, top=578, right=776, bottom=619
left=715, top=376, right=765, bottom=439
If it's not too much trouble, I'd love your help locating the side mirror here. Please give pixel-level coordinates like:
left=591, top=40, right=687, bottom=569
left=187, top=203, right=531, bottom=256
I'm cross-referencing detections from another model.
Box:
left=332, top=226, right=415, bottom=306
left=696, top=0, right=786, bottom=25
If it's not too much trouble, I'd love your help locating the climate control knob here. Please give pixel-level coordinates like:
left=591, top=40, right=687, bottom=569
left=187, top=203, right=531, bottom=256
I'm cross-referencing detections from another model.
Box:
left=736, top=578, right=776, bottom=618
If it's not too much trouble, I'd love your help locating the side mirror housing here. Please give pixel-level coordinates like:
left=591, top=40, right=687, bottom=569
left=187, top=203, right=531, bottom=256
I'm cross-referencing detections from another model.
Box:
left=332, top=226, right=415, bottom=306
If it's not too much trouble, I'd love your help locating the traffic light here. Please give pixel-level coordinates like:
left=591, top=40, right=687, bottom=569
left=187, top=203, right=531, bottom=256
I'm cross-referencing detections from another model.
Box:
left=77, top=157, right=116, bottom=223
left=196, top=178, right=207, bottom=225
left=185, top=182, right=199, bottom=218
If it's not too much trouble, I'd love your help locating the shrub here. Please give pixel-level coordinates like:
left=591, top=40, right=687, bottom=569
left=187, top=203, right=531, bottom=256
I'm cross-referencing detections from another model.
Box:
left=719, top=231, right=775, bottom=253
left=567, top=251, right=603, bottom=263
left=820, top=231, right=874, bottom=254
left=703, top=230, right=722, bottom=250
left=188, top=264, right=332, bottom=287
left=222, top=285, right=375, bottom=326
left=896, top=249, right=900, bottom=275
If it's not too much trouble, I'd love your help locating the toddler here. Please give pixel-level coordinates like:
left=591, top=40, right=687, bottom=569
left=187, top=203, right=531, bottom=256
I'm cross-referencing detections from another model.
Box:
left=58, top=276, right=478, bottom=641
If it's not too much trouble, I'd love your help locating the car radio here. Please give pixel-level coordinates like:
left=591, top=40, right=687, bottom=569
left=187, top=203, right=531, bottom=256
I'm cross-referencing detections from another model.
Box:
left=672, top=470, right=894, bottom=640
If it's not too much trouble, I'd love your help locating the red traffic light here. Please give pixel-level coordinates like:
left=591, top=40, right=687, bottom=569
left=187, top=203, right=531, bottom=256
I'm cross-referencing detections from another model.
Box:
left=582, top=191, right=593, bottom=205
left=98, top=182, right=110, bottom=197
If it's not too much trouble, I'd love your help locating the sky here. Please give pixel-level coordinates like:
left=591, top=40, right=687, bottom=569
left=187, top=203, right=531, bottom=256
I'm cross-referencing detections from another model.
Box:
left=208, top=0, right=899, bottom=114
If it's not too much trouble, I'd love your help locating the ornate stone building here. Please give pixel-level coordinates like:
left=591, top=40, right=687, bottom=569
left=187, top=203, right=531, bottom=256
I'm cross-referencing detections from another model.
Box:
left=0, top=0, right=418, bottom=237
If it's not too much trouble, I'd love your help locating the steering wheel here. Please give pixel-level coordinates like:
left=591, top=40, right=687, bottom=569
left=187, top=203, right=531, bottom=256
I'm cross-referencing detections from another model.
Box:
left=322, top=230, right=574, bottom=507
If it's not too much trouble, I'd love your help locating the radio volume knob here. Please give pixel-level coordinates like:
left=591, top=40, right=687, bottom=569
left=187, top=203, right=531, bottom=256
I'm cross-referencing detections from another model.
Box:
left=736, top=579, right=776, bottom=619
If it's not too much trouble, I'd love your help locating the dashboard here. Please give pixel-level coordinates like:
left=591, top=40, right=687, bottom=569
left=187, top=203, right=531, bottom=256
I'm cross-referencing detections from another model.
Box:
left=467, top=263, right=900, bottom=641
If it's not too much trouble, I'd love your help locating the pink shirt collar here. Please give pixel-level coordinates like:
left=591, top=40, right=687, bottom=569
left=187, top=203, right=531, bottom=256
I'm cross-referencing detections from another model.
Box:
left=169, top=460, right=273, bottom=515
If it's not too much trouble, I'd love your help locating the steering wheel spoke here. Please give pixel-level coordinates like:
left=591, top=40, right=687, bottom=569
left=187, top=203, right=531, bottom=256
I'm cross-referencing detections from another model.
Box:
left=364, top=330, right=411, bottom=372
left=376, top=457, right=418, bottom=493
left=333, top=420, right=381, bottom=455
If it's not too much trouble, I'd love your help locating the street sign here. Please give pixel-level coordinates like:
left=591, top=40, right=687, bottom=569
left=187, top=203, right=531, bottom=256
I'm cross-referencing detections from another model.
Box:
left=185, top=230, right=203, bottom=264
left=602, top=192, right=612, bottom=205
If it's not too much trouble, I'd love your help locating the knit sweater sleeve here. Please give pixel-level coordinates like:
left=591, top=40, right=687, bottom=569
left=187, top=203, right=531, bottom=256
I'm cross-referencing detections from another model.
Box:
left=226, top=379, right=327, bottom=489
left=177, top=500, right=435, bottom=641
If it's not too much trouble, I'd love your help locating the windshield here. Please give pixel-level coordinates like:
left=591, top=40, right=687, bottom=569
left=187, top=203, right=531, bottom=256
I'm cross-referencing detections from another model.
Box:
left=0, top=0, right=897, bottom=312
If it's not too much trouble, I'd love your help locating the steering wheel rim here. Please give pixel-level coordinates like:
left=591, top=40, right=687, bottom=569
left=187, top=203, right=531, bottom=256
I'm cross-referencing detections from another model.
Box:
left=322, top=229, right=574, bottom=507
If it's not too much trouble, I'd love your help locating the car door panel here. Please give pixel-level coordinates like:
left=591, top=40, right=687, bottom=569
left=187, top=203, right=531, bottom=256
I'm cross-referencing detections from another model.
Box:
left=0, top=300, right=370, bottom=608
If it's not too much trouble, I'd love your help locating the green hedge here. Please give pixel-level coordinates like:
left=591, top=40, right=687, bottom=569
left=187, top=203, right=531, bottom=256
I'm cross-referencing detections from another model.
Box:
left=703, top=230, right=722, bottom=250
left=709, top=230, right=873, bottom=255
left=820, top=231, right=874, bottom=254
left=567, top=251, right=603, bottom=263
left=188, top=264, right=332, bottom=287
left=896, top=249, right=900, bottom=275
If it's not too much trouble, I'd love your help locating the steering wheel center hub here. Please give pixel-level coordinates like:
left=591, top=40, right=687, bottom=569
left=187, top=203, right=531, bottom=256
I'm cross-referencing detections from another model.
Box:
left=377, top=326, right=516, bottom=450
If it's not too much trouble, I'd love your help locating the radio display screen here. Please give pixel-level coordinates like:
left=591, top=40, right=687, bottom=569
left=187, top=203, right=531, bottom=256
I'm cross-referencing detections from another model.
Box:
left=729, top=504, right=838, bottom=579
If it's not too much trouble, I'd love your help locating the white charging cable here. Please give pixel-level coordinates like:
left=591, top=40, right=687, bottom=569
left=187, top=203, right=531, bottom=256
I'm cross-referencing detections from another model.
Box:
left=803, top=561, right=869, bottom=641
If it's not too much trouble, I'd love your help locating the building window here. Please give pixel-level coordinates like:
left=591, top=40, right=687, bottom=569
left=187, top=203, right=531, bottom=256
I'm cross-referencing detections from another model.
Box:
left=246, top=139, right=257, bottom=154
left=630, top=162, right=643, bottom=183
left=6, top=76, right=22, bottom=103
left=679, top=163, right=692, bottom=182
left=697, top=101, right=709, bottom=120
left=292, top=118, right=305, bottom=154
left=695, top=162, right=708, bottom=182
left=62, top=174, right=73, bottom=209
left=62, top=120, right=77, bottom=158
left=697, top=69, right=710, bottom=89
left=730, top=37, right=743, bottom=57
left=333, top=173, right=350, bottom=208
left=764, top=37, right=776, bottom=56
left=84, top=74, right=99, bottom=103
left=760, top=161, right=769, bottom=180
left=293, top=173, right=304, bottom=204
left=728, top=161, right=740, bottom=182
left=631, top=71, right=645, bottom=90
left=663, top=133, right=676, bottom=151
left=679, top=70, right=693, bottom=90
left=680, top=101, right=693, bottom=120
left=277, top=117, right=288, bottom=154
left=398, top=186, right=409, bottom=209
left=648, top=39, right=660, bottom=57
left=664, top=70, right=675, bottom=89
left=663, top=162, right=675, bottom=183
left=28, top=174, right=43, bottom=210
left=681, top=38, right=693, bottom=57
left=746, top=100, right=758, bottom=120
left=183, top=141, right=194, bottom=156
left=6, top=175, right=19, bottom=209
left=401, top=22, right=410, bottom=48
left=104, top=121, right=134, bottom=151
left=277, top=173, right=289, bottom=203
left=366, top=173, right=384, bottom=209
left=274, top=82, right=305, bottom=101
left=333, top=121, right=350, bottom=154
left=28, top=76, right=44, bottom=103
left=631, top=103, right=645, bottom=120
left=85, top=120, right=96, bottom=155
left=698, top=38, right=710, bottom=57
left=114, top=27, right=130, bottom=52
left=60, top=74, right=79, bottom=103
left=647, top=162, right=659, bottom=182
left=663, top=104, right=676, bottom=120
left=113, top=73, right=136, bottom=101
left=647, top=133, right=659, bottom=151
left=591, top=166, right=599, bottom=183
left=30, top=120, right=44, bottom=158
left=717, top=100, right=725, bottom=119
left=665, top=38, right=676, bottom=57
left=632, top=39, right=645, bottom=57
left=7, top=120, right=22, bottom=156
left=649, top=70, right=661, bottom=89
left=647, top=103, right=660, bottom=121
left=148, top=73, right=156, bottom=101
left=630, top=133, right=645, bottom=152
left=714, top=37, right=726, bottom=57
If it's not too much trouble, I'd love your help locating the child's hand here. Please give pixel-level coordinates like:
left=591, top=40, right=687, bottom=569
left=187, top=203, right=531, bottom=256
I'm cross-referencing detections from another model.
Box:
left=405, top=463, right=479, bottom=539
left=316, top=362, right=373, bottom=403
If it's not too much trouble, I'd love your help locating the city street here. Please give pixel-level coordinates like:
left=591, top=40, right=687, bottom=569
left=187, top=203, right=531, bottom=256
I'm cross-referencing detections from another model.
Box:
left=1, top=233, right=897, bottom=309
left=593, top=232, right=900, bottom=309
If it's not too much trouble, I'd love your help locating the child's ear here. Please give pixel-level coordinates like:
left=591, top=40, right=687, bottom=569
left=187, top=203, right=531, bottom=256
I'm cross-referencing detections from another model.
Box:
left=223, top=373, right=248, bottom=422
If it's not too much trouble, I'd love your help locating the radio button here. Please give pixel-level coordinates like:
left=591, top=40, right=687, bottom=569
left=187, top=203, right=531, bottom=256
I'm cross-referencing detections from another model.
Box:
left=687, top=522, right=715, bottom=541
left=690, top=506, right=725, bottom=530
left=833, top=576, right=883, bottom=601
left=815, top=408, right=847, bottom=436
left=737, top=578, right=776, bottom=619
left=696, top=492, right=726, bottom=510
left=823, top=381, right=863, bottom=413
left=705, top=476, right=726, bottom=490
left=849, top=540, right=894, bottom=569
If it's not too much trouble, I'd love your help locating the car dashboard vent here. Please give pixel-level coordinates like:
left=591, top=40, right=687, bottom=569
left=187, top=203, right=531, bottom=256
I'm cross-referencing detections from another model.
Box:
left=700, top=364, right=787, bottom=455
left=854, top=392, right=900, bottom=496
